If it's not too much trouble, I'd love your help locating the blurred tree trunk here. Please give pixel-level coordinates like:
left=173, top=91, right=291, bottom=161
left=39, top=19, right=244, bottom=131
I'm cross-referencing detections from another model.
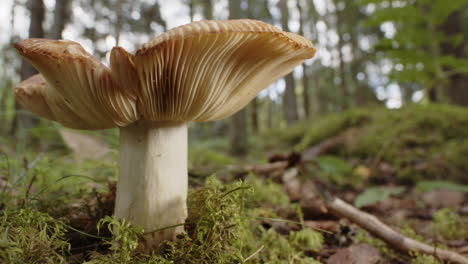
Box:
left=247, top=0, right=259, bottom=132
left=279, top=0, right=298, bottom=124
left=333, top=0, right=349, bottom=109
left=267, top=97, right=273, bottom=129
left=52, top=0, right=70, bottom=39
left=229, top=0, right=248, bottom=156
left=297, top=0, right=310, bottom=118
left=13, top=0, right=45, bottom=134
left=202, top=0, right=213, bottom=20
left=0, top=0, right=18, bottom=131
left=188, top=0, right=194, bottom=22
left=441, top=10, right=468, bottom=106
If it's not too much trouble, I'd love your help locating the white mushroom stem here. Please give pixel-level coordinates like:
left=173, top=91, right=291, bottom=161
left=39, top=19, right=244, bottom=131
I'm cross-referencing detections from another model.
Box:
left=115, top=121, right=188, bottom=249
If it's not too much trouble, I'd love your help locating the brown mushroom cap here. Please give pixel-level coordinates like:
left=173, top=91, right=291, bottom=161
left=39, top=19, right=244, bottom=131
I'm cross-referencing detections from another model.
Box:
left=14, top=19, right=315, bottom=129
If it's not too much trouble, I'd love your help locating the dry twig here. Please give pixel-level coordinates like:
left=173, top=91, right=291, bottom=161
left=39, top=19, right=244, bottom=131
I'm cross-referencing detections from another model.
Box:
left=324, top=196, right=468, bottom=264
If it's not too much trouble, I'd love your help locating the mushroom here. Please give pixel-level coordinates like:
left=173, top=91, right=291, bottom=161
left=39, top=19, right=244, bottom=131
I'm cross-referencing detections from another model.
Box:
left=14, top=19, right=316, bottom=249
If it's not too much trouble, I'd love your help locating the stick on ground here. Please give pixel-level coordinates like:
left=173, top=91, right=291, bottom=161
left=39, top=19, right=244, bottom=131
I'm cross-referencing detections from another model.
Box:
left=324, top=197, right=468, bottom=264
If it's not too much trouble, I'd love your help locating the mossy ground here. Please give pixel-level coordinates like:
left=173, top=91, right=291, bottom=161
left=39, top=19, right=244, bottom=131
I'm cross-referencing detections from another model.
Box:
left=290, top=103, right=468, bottom=184
left=1, top=103, right=467, bottom=263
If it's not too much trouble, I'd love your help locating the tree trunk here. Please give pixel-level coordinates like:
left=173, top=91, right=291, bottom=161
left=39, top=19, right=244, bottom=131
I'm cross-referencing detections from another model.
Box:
left=52, top=0, right=69, bottom=39
left=228, top=0, right=248, bottom=156
left=202, top=0, right=213, bottom=20
left=251, top=98, right=259, bottom=132
left=13, top=0, right=45, bottom=135
left=247, top=0, right=259, bottom=132
left=441, top=10, right=468, bottom=106
left=279, top=0, right=298, bottom=124
left=334, top=0, right=349, bottom=109
left=297, top=0, right=310, bottom=118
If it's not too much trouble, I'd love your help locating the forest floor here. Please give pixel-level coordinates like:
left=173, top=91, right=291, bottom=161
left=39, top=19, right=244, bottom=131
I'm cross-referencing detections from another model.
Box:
left=0, top=103, right=467, bottom=264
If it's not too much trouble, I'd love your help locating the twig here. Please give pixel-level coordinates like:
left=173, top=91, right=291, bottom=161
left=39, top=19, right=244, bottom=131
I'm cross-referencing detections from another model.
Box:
left=243, top=161, right=288, bottom=175
left=17, top=149, right=47, bottom=180
left=244, top=245, right=264, bottom=262
left=324, top=197, right=468, bottom=264
left=302, top=130, right=352, bottom=161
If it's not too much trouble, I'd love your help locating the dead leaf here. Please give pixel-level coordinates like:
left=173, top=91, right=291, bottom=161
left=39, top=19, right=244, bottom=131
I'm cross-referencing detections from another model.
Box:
left=327, top=243, right=381, bottom=264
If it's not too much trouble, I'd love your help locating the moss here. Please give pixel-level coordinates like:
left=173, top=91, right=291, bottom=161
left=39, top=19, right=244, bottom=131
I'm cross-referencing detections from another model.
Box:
left=83, top=178, right=323, bottom=264
left=0, top=208, right=69, bottom=264
left=289, top=229, right=323, bottom=252
left=245, top=175, right=291, bottom=208
left=433, top=208, right=467, bottom=240
left=296, top=109, right=370, bottom=151
left=294, top=104, right=468, bottom=182
left=410, top=253, right=442, bottom=264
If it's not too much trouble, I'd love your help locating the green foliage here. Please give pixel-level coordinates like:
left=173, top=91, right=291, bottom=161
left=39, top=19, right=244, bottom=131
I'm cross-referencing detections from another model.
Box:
left=415, top=180, right=468, bottom=193
left=0, top=208, right=69, bottom=264
left=362, top=0, right=468, bottom=99
left=354, top=186, right=405, bottom=208
left=432, top=208, right=467, bottom=240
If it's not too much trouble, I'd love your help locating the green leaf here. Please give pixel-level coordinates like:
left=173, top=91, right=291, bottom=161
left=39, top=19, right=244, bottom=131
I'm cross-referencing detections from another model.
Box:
left=415, top=181, right=468, bottom=193
left=354, top=186, right=405, bottom=208
left=316, top=156, right=353, bottom=175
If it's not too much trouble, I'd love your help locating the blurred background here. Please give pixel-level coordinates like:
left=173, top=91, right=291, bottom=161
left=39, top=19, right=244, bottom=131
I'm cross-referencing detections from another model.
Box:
left=1, top=0, right=468, bottom=155
left=1, top=0, right=468, bottom=157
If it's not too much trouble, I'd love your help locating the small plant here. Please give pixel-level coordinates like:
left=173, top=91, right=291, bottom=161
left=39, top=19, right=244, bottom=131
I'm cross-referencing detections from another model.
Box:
left=87, top=216, right=144, bottom=263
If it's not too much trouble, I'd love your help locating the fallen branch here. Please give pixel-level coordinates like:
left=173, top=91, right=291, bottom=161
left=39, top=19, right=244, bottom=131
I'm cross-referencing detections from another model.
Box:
left=302, top=129, right=356, bottom=161
left=243, top=161, right=288, bottom=175
left=324, top=196, right=468, bottom=264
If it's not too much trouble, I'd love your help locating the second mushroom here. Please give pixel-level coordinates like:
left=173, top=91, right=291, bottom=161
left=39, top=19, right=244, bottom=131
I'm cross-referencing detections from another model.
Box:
left=14, top=19, right=316, bottom=250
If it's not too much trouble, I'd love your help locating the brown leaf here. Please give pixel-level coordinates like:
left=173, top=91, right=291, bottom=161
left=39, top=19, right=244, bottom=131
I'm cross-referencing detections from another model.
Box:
left=327, top=244, right=381, bottom=264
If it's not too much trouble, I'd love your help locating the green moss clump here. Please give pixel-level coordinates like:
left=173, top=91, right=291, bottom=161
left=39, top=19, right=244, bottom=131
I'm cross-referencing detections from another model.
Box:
left=165, top=179, right=248, bottom=263
left=0, top=208, right=69, bottom=264
left=433, top=208, right=467, bottom=240
left=245, top=175, right=291, bottom=208
left=289, top=229, right=323, bottom=252
left=294, top=104, right=468, bottom=182
left=296, top=109, right=370, bottom=151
